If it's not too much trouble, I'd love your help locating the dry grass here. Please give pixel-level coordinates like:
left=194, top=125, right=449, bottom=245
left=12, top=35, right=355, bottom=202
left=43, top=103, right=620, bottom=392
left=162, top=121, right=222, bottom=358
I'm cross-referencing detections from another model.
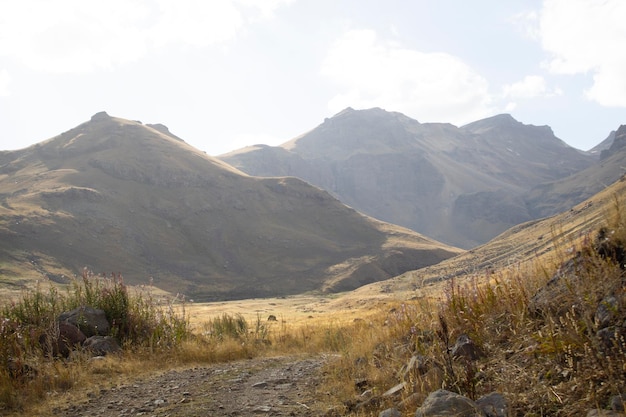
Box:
left=0, top=275, right=389, bottom=415
left=1, top=182, right=625, bottom=415
left=317, top=192, right=626, bottom=416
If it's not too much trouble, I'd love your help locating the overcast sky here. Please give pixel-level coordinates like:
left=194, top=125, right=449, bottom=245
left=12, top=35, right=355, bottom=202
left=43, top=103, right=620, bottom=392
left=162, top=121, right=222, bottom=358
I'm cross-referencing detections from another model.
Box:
left=1, top=0, right=625, bottom=155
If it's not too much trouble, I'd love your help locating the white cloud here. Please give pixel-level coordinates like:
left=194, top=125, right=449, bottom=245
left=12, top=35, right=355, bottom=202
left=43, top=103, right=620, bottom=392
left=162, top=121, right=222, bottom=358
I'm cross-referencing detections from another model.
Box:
left=503, top=75, right=561, bottom=99
left=0, top=69, right=10, bottom=96
left=320, top=29, right=494, bottom=124
left=0, top=1, right=149, bottom=73
left=151, top=0, right=243, bottom=48
left=0, top=0, right=290, bottom=73
left=538, top=0, right=626, bottom=106
left=511, top=10, right=541, bottom=41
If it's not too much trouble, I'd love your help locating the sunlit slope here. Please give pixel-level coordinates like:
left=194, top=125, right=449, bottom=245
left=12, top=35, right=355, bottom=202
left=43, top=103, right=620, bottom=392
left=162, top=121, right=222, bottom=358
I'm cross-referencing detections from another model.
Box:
left=0, top=112, right=461, bottom=300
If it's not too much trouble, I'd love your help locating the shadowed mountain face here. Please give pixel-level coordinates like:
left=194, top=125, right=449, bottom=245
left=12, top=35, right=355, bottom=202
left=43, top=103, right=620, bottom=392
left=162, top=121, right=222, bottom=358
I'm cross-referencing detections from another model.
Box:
left=0, top=112, right=462, bottom=300
left=524, top=125, right=626, bottom=218
left=220, top=108, right=595, bottom=248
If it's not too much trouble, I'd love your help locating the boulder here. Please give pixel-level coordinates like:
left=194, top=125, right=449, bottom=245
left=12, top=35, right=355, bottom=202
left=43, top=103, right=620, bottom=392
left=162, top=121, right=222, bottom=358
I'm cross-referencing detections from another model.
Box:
left=527, top=252, right=587, bottom=316
left=39, top=322, right=86, bottom=357
left=6, top=357, right=38, bottom=379
left=596, top=326, right=626, bottom=353
left=402, top=355, right=431, bottom=378
left=595, top=296, right=619, bottom=329
left=59, top=306, right=110, bottom=337
left=475, top=392, right=507, bottom=417
left=83, top=336, right=121, bottom=356
left=379, top=408, right=401, bottom=417
left=610, top=394, right=626, bottom=412
left=415, top=389, right=484, bottom=417
left=451, top=334, right=484, bottom=361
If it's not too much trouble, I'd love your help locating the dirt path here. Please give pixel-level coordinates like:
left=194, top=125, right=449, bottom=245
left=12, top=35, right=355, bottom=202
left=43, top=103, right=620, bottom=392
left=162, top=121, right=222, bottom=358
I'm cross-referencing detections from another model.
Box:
left=53, top=355, right=331, bottom=416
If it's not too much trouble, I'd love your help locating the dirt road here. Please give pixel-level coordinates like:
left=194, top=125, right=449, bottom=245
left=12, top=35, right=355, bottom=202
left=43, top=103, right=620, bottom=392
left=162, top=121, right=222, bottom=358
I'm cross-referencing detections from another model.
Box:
left=54, top=355, right=331, bottom=416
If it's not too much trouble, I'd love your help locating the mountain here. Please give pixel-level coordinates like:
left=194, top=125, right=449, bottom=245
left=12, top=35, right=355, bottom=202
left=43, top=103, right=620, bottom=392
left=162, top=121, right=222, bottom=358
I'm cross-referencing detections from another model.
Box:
left=0, top=112, right=462, bottom=300
left=220, top=108, right=594, bottom=248
left=588, top=129, right=616, bottom=156
left=345, top=171, right=626, bottom=303
left=524, top=125, right=626, bottom=218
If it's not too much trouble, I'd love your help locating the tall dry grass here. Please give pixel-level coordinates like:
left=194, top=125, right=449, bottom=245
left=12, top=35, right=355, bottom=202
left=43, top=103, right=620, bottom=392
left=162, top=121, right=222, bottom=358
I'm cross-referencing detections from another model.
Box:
left=320, top=195, right=626, bottom=416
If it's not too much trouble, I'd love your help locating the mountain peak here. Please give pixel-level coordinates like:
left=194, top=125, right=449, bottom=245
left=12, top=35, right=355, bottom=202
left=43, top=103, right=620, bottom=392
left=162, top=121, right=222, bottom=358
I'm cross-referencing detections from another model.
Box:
left=461, top=114, right=519, bottom=130
left=600, top=125, right=626, bottom=160
left=90, top=111, right=111, bottom=121
left=328, top=107, right=415, bottom=122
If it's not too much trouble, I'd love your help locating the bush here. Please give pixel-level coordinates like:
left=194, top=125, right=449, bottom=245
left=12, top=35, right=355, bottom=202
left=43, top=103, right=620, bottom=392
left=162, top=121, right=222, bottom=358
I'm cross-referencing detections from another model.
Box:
left=0, top=270, right=190, bottom=411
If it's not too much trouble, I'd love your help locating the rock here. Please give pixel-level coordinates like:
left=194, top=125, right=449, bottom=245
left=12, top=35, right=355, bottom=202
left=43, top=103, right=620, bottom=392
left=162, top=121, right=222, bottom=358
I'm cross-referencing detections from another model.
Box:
left=7, top=357, right=38, bottom=379
left=253, top=405, right=271, bottom=413
left=596, top=326, right=626, bottom=352
left=595, top=226, right=625, bottom=269
left=379, top=408, right=401, bottom=417
left=382, top=382, right=406, bottom=398
left=59, top=322, right=87, bottom=356
left=530, top=226, right=625, bottom=317
left=451, top=334, right=484, bottom=361
left=415, top=389, right=484, bottom=417
left=91, top=111, right=110, bottom=121
left=476, top=392, right=507, bottom=417
left=610, top=394, right=626, bottom=412
left=595, top=296, right=619, bottom=329
left=528, top=253, right=587, bottom=316
left=402, top=355, right=430, bottom=378
left=59, top=306, right=110, bottom=337
left=40, top=322, right=86, bottom=357
left=83, top=336, right=121, bottom=356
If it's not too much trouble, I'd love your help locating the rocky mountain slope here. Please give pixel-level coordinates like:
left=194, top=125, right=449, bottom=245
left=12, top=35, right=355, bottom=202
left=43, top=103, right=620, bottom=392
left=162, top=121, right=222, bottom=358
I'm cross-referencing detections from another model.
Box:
left=0, top=112, right=461, bottom=300
left=524, top=124, right=626, bottom=218
left=220, top=108, right=595, bottom=248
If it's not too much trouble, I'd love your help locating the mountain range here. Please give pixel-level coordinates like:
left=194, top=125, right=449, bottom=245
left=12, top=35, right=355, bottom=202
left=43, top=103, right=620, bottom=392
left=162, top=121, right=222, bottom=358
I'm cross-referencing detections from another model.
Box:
left=1, top=109, right=624, bottom=301
left=220, top=108, right=623, bottom=248
left=0, top=112, right=460, bottom=300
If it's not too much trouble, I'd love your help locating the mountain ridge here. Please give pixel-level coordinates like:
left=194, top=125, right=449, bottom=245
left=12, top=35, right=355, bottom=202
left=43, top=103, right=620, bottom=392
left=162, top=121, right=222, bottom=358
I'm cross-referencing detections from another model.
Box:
left=220, top=108, right=595, bottom=248
left=0, top=112, right=461, bottom=300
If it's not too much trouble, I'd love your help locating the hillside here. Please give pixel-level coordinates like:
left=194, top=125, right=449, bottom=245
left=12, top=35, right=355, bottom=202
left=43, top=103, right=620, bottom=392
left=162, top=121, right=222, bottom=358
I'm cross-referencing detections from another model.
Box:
left=220, top=108, right=594, bottom=248
left=524, top=124, right=626, bottom=218
left=345, top=173, right=626, bottom=305
left=0, top=112, right=462, bottom=301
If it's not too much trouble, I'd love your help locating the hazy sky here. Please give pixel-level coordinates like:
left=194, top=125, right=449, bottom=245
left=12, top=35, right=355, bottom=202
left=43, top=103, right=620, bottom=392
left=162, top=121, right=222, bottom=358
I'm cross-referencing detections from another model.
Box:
left=1, top=0, right=625, bottom=155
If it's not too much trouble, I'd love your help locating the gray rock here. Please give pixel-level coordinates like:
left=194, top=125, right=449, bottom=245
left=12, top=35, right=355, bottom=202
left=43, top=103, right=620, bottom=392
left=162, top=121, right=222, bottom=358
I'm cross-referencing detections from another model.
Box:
left=610, top=394, right=626, bottom=412
left=379, top=408, right=401, bottom=417
left=596, top=326, right=626, bottom=352
left=595, top=296, right=618, bottom=329
left=415, top=389, right=484, bottom=417
left=40, top=322, right=86, bottom=357
left=476, top=392, right=507, bottom=417
left=83, top=336, right=121, bottom=356
left=402, top=355, right=430, bottom=378
left=59, top=306, right=110, bottom=337
left=451, top=334, right=484, bottom=361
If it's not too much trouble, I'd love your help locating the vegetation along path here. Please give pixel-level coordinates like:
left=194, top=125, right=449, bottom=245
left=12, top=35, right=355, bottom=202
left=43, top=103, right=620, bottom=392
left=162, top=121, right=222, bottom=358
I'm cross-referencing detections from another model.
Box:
left=54, top=355, right=328, bottom=417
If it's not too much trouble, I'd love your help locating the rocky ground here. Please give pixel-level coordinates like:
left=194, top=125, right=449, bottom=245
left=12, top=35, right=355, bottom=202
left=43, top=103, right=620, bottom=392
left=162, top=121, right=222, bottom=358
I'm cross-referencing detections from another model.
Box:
left=53, top=355, right=331, bottom=417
